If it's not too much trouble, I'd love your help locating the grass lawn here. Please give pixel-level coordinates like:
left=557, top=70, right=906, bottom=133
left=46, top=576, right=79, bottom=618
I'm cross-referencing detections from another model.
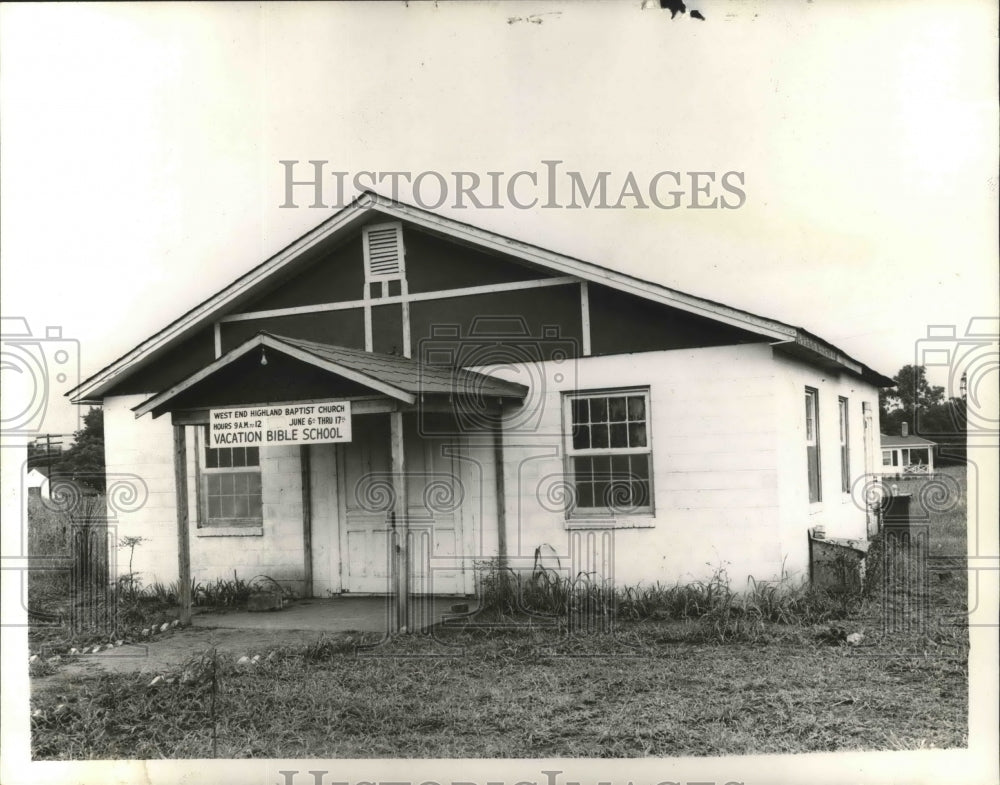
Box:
left=30, top=628, right=968, bottom=759
left=28, top=466, right=970, bottom=759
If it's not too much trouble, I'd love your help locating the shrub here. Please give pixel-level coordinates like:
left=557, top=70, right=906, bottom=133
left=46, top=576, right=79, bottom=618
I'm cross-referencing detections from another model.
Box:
left=476, top=555, right=865, bottom=639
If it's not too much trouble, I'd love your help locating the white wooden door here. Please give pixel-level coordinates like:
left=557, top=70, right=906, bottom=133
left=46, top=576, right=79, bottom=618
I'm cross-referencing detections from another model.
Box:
left=339, top=415, right=393, bottom=593
left=404, top=418, right=466, bottom=595
left=337, top=414, right=467, bottom=595
left=862, top=401, right=877, bottom=536
left=309, top=443, right=341, bottom=597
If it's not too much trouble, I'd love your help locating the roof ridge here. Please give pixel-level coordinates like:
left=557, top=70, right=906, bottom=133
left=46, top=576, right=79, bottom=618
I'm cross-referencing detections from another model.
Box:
left=69, top=190, right=893, bottom=402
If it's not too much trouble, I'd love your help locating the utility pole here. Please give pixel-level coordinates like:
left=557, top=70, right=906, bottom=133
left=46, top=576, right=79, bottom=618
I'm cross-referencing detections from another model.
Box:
left=30, top=434, right=65, bottom=471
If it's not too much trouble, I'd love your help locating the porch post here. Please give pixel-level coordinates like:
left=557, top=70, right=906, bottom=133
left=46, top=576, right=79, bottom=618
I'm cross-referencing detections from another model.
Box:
left=172, top=425, right=192, bottom=625
left=492, top=413, right=508, bottom=570
left=300, top=445, right=313, bottom=598
left=389, top=409, right=408, bottom=632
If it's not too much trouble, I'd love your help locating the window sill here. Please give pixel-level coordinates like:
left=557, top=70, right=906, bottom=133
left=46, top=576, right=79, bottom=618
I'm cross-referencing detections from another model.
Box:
left=566, top=517, right=655, bottom=530
left=196, top=526, right=264, bottom=537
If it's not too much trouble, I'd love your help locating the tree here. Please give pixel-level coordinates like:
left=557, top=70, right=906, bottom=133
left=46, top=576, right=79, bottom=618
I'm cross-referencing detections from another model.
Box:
left=879, top=364, right=945, bottom=419
left=52, top=407, right=106, bottom=493
left=879, top=364, right=966, bottom=465
left=915, top=395, right=967, bottom=465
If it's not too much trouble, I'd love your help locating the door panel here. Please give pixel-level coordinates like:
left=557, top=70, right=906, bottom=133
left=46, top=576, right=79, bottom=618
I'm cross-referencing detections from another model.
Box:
left=404, top=418, right=465, bottom=595
left=309, top=443, right=341, bottom=596
left=340, top=415, right=392, bottom=593
left=335, top=414, right=467, bottom=595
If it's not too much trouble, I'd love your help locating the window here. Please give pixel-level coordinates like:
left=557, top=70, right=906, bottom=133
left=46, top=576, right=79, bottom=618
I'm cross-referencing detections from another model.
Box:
left=199, top=427, right=262, bottom=527
left=882, top=450, right=896, bottom=467
left=564, top=389, right=652, bottom=517
left=838, top=397, right=850, bottom=493
left=805, top=387, right=821, bottom=503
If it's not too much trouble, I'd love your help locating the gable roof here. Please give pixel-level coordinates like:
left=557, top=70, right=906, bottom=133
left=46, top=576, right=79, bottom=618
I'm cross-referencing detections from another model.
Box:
left=68, top=190, right=893, bottom=403
left=880, top=433, right=937, bottom=447
left=134, top=332, right=528, bottom=418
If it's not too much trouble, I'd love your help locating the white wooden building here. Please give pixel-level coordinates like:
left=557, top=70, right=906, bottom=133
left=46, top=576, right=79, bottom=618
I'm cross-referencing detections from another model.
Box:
left=68, top=192, right=892, bottom=622
left=24, top=466, right=51, bottom=500
left=879, top=425, right=936, bottom=476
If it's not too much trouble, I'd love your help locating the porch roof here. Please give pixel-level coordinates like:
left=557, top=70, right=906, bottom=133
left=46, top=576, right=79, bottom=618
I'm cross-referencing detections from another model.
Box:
left=133, top=331, right=528, bottom=418
left=879, top=433, right=937, bottom=448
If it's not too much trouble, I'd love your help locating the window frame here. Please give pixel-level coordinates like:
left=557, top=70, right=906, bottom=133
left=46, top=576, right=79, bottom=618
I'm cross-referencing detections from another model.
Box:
left=562, top=387, right=654, bottom=521
left=196, top=426, right=264, bottom=530
left=838, top=396, right=850, bottom=494
left=805, top=387, right=822, bottom=504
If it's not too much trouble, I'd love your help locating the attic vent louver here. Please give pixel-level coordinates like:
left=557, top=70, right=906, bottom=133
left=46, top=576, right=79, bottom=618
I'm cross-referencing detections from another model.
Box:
left=363, top=222, right=405, bottom=280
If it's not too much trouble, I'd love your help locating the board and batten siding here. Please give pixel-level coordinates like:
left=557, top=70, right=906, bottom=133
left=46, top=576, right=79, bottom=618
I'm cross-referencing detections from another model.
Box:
left=487, top=342, right=785, bottom=590
left=772, top=351, right=878, bottom=578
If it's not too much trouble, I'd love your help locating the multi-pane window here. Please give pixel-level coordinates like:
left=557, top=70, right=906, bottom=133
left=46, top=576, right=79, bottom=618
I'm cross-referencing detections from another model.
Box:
left=838, top=397, right=850, bottom=493
left=200, top=427, right=262, bottom=527
left=564, top=390, right=652, bottom=516
left=805, top=388, right=821, bottom=503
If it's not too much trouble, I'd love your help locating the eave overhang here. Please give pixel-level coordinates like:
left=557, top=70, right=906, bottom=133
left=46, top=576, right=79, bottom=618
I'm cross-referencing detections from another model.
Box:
left=134, top=332, right=528, bottom=420
left=70, top=190, right=891, bottom=403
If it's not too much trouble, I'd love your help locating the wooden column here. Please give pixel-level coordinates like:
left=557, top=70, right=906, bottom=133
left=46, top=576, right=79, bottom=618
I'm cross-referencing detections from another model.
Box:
left=492, top=411, right=508, bottom=570
left=172, top=425, right=192, bottom=625
left=389, top=409, right=408, bottom=633
left=300, top=445, right=313, bottom=599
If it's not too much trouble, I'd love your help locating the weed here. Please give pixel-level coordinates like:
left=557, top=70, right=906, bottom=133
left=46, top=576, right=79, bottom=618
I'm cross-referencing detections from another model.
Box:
left=116, top=536, right=145, bottom=599
left=196, top=573, right=252, bottom=607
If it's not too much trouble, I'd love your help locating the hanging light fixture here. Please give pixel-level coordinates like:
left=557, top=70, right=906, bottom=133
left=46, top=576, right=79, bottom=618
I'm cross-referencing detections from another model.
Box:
left=260, top=347, right=268, bottom=367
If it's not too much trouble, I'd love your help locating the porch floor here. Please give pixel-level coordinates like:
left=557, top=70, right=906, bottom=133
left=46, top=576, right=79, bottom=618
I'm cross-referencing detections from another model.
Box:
left=191, top=596, right=468, bottom=633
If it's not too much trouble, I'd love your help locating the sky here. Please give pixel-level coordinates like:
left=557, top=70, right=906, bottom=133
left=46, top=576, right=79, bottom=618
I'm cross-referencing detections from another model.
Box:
left=1, top=0, right=997, bottom=438
left=1, top=4, right=998, bottom=782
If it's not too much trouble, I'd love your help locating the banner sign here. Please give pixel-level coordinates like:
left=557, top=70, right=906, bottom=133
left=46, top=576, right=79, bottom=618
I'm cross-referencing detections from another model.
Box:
left=208, top=401, right=352, bottom=447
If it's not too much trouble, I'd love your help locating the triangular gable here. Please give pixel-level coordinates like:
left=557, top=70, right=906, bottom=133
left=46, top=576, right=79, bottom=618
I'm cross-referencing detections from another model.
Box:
left=69, top=190, right=890, bottom=403
left=134, top=332, right=528, bottom=419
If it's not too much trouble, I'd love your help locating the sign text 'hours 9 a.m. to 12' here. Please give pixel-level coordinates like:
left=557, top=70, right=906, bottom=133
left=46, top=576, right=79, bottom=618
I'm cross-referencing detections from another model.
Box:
left=208, top=401, right=352, bottom=447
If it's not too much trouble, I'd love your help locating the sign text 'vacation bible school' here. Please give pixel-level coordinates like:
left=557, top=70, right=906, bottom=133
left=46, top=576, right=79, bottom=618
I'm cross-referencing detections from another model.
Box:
left=209, top=401, right=352, bottom=447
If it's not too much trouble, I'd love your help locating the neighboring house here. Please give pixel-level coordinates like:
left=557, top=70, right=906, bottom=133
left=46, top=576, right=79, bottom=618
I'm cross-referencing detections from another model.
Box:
left=67, top=191, right=893, bottom=621
left=25, top=466, right=50, bottom=500
left=879, top=423, right=936, bottom=476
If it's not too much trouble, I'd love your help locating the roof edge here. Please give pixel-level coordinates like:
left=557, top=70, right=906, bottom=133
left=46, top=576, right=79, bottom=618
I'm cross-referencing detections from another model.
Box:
left=70, top=189, right=889, bottom=401
left=133, top=333, right=417, bottom=418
